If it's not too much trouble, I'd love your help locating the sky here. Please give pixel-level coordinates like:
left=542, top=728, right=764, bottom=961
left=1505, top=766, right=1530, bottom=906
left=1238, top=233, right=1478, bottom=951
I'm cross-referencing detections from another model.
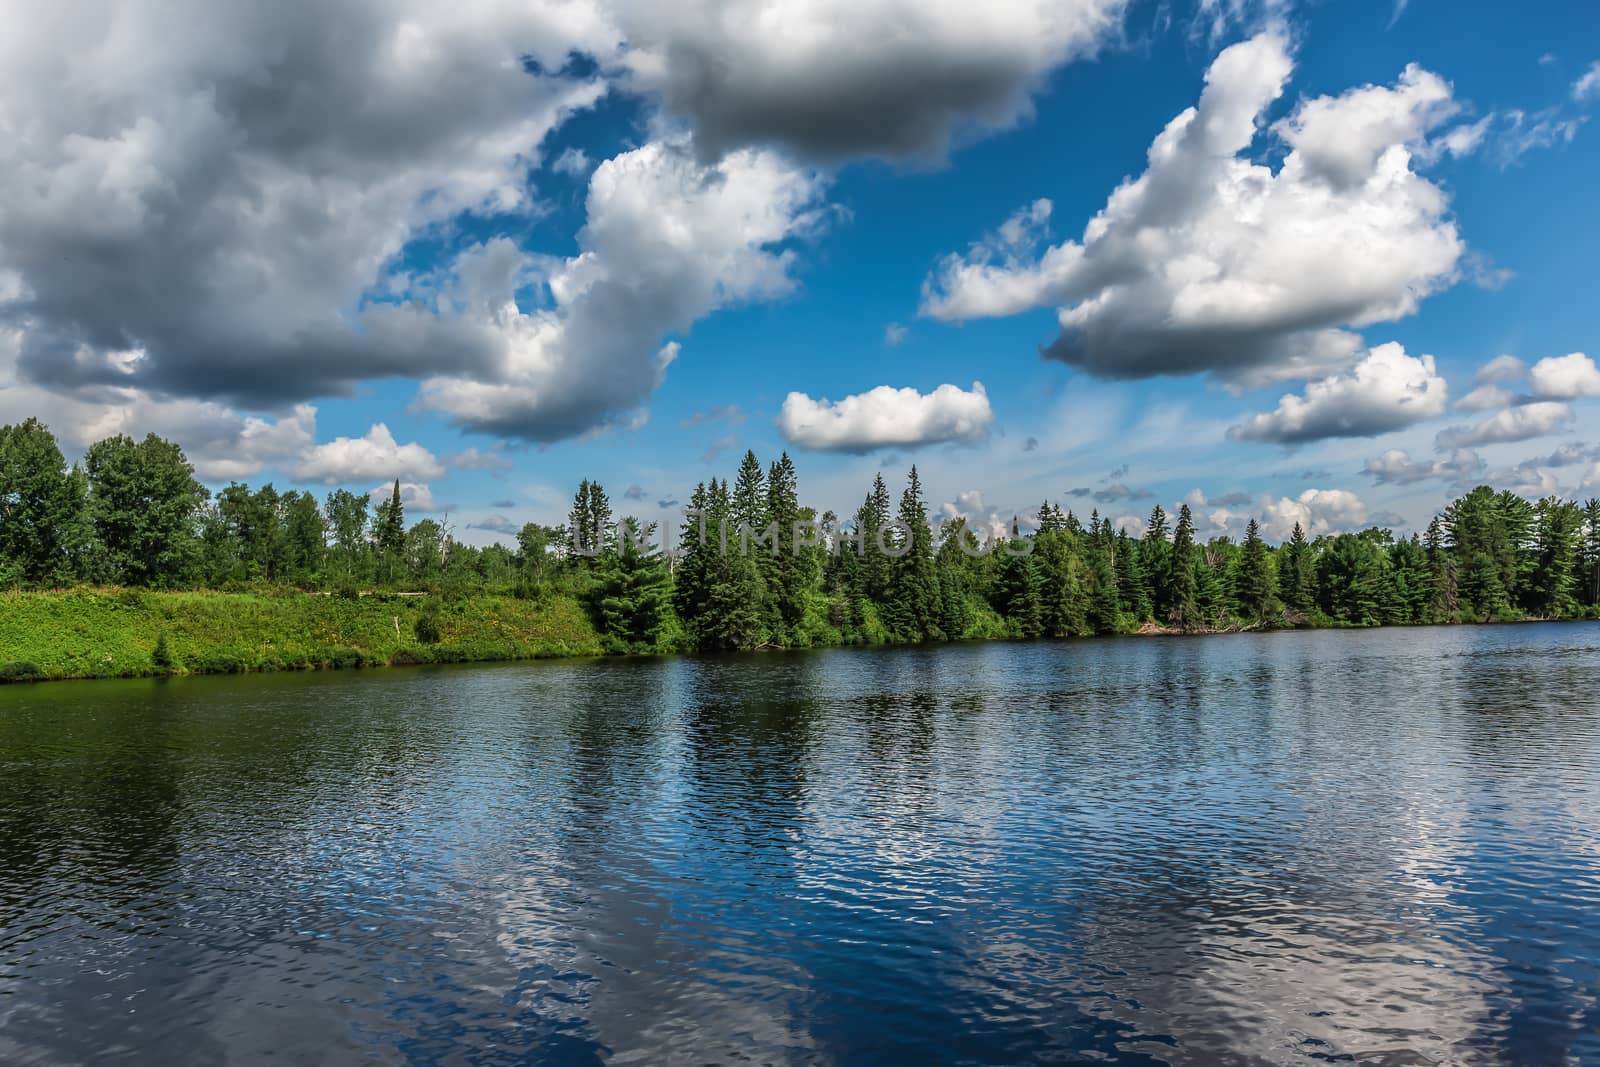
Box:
left=1, top=0, right=1597, bottom=547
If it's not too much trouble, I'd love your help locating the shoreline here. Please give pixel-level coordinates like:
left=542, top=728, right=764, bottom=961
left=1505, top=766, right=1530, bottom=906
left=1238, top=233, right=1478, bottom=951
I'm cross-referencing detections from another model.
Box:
left=3, top=587, right=1592, bottom=688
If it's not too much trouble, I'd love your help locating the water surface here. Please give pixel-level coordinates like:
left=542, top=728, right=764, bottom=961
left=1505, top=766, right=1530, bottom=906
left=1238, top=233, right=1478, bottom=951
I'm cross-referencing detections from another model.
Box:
left=3, top=625, right=1599, bottom=1064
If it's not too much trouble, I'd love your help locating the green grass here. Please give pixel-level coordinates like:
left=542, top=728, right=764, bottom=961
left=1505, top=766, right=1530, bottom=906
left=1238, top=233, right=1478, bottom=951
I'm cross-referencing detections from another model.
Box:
left=0, top=588, right=603, bottom=682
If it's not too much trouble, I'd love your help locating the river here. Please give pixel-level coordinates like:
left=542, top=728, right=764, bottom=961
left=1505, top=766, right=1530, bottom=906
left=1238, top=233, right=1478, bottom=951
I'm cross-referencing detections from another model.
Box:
left=2, top=624, right=1598, bottom=1064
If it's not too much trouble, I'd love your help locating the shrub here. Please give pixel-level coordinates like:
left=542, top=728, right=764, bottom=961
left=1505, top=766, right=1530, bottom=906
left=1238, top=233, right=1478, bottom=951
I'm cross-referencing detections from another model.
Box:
left=414, top=613, right=442, bottom=645
left=152, top=631, right=174, bottom=671
left=335, top=581, right=362, bottom=601
left=0, top=661, right=43, bottom=683
left=327, top=647, right=366, bottom=671
left=192, top=653, right=246, bottom=675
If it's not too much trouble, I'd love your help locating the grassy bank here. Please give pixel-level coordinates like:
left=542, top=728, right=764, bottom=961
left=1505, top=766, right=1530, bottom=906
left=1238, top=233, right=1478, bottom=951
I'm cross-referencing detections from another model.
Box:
left=0, top=588, right=603, bottom=683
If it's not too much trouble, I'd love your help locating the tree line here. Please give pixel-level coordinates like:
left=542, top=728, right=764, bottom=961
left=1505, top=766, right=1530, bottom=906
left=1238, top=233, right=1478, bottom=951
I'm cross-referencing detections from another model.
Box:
left=3, top=417, right=1599, bottom=655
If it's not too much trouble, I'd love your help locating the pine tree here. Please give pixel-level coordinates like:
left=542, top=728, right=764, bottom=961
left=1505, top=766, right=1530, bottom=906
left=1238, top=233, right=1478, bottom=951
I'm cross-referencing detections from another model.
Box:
left=1166, top=504, right=1200, bottom=629
left=1141, top=504, right=1171, bottom=620
left=1528, top=496, right=1581, bottom=618
left=1281, top=522, right=1316, bottom=613
left=765, top=453, right=808, bottom=634
left=1237, top=518, right=1274, bottom=621
left=1582, top=499, right=1600, bottom=607
left=884, top=466, right=942, bottom=640
left=856, top=474, right=894, bottom=602
left=590, top=519, right=672, bottom=652
left=996, top=534, right=1043, bottom=639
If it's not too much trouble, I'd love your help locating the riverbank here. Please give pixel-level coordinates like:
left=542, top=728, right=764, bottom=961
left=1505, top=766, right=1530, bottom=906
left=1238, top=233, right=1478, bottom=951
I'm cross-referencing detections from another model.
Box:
left=0, top=589, right=604, bottom=683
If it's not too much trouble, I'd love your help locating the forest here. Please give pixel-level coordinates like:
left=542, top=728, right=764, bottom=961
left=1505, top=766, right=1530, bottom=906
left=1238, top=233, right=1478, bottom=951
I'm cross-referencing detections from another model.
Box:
left=3, top=416, right=1599, bottom=668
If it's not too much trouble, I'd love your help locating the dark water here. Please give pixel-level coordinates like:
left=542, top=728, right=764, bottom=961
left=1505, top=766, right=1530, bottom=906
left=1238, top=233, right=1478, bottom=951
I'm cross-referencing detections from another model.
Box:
left=2, top=626, right=1599, bottom=1065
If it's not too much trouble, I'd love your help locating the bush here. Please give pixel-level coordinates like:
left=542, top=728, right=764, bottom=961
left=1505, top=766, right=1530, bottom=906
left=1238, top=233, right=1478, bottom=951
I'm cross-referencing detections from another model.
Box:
left=327, top=647, right=366, bottom=671
left=152, top=631, right=174, bottom=671
left=414, top=613, right=442, bottom=645
left=192, top=653, right=246, bottom=675
left=335, top=581, right=362, bottom=601
left=0, top=661, right=43, bottom=683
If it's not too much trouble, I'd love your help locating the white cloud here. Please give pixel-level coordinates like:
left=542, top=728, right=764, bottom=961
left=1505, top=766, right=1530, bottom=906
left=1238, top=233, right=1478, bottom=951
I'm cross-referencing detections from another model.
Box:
left=0, top=0, right=611, bottom=411
left=921, top=33, right=1468, bottom=386
left=1573, top=62, right=1600, bottom=103
left=1473, top=354, right=1526, bottom=385
left=418, top=141, right=828, bottom=439
left=294, top=423, right=444, bottom=485
left=443, top=446, right=514, bottom=472
left=368, top=481, right=438, bottom=514
left=1257, top=488, right=1369, bottom=541
left=1455, top=384, right=1513, bottom=411
left=1490, top=107, right=1586, bottom=166
left=1527, top=351, right=1600, bottom=399
left=885, top=323, right=908, bottom=346
left=778, top=381, right=993, bottom=452
left=1361, top=447, right=1484, bottom=486
left=1228, top=342, right=1448, bottom=444
left=610, top=0, right=1127, bottom=163
left=551, top=147, right=593, bottom=178
left=1435, top=401, right=1573, bottom=449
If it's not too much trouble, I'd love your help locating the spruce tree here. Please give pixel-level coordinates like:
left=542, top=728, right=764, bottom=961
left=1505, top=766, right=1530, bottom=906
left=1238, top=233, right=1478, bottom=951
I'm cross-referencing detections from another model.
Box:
left=1141, top=505, right=1171, bottom=620
left=885, top=466, right=942, bottom=640
left=1237, top=518, right=1274, bottom=621
left=1167, top=504, right=1200, bottom=629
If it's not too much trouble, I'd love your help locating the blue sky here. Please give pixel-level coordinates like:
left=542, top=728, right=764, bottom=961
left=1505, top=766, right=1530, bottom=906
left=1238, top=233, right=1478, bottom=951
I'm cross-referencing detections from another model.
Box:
left=1, top=0, right=1596, bottom=544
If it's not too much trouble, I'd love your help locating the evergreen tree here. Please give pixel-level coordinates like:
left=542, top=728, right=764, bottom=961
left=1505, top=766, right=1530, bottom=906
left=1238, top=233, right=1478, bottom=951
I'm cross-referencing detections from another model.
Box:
left=765, top=453, right=808, bottom=633
left=1141, top=504, right=1171, bottom=619
left=884, top=466, right=942, bottom=640
left=1166, top=504, right=1200, bottom=629
left=1528, top=496, right=1581, bottom=618
left=1281, top=522, right=1316, bottom=613
left=855, top=474, right=894, bottom=602
left=590, top=519, right=672, bottom=652
left=373, top=480, right=406, bottom=583
left=995, top=532, right=1043, bottom=638
left=1582, top=499, right=1600, bottom=607
left=1237, top=518, right=1274, bottom=621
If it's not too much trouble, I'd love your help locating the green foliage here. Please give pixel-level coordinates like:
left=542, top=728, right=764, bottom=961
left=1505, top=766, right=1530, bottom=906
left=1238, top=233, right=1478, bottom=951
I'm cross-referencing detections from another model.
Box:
left=5, top=416, right=1599, bottom=679
left=152, top=631, right=174, bottom=671
left=0, top=662, right=43, bottom=683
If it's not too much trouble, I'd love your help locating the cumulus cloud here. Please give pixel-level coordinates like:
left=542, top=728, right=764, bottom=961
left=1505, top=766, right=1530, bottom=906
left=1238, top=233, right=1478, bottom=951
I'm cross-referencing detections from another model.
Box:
left=1228, top=342, right=1448, bottom=444
left=1434, top=401, right=1573, bottom=449
left=937, top=489, right=1014, bottom=544
left=777, top=382, right=993, bottom=452
left=611, top=0, right=1127, bottom=163
left=418, top=142, right=828, bottom=439
left=1361, top=447, right=1485, bottom=486
left=921, top=32, right=1469, bottom=386
left=293, top=424, right=444, bottom=485
left=1257, top=488, right=1369, bottom=541
left=1527, top=351, right=1600, bottom=399
left=0, top=0, right=610, bottom=411
left=369, top=482, right=438, bottom=514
